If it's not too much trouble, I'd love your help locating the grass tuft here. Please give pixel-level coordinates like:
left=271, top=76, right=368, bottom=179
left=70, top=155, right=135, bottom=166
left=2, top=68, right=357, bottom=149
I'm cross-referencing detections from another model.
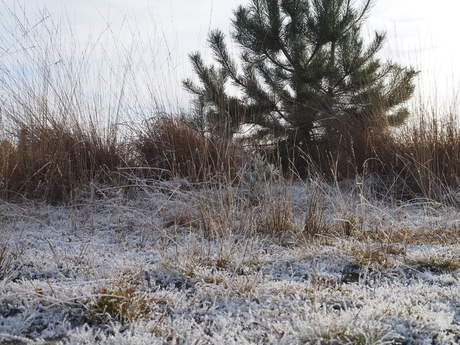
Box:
left=1, top=120, right=123, bottom=203
left=135, top=116, right=243, bottom=182
left=84, top=269, right=153, bottom=324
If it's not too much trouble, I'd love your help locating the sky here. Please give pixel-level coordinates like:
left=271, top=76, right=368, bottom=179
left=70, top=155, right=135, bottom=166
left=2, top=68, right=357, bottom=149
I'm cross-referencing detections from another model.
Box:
left=0, top=0, right=458, bottom=116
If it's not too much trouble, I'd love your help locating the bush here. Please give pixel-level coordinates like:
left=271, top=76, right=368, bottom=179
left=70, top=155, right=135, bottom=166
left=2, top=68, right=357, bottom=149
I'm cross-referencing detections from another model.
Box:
left=0, top=119, right=124, bottom=203
left=317, top=112, right=460, bottom=201
left=135, top=116, right=243, bottom=182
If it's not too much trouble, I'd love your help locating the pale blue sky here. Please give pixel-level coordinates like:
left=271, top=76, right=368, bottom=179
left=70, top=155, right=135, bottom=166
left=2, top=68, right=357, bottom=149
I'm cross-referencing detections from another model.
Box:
left=0, top=0, right=458, bottom=115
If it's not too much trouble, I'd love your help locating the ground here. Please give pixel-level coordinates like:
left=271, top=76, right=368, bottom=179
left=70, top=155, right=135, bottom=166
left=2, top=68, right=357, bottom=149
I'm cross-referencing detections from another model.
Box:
left=1, top=179, right=460, bottom=344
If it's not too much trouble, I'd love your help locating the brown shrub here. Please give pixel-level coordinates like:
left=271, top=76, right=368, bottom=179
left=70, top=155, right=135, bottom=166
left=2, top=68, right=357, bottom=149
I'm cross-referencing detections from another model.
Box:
left=135, top=116, right=243, bottom=182
left=0, top=120, right=124, bottom=203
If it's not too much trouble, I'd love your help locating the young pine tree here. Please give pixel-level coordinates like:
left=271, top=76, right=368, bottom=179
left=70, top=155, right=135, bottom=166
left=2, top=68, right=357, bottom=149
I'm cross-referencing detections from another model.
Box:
left=183, top=0, right=417, bottom=163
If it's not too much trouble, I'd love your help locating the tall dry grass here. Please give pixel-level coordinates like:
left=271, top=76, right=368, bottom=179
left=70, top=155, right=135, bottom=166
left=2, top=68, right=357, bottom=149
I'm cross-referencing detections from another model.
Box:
left=390, top=113, right=460, bottom=201
left=278, top=109, right=460, bottom=202
left=0, top=4, right=179, bottom=203
left=0, top=118, right=123, bottom=203
left=134, top=116, right=243, bottom=182
left=346, top=111, right=460, bottom=202
left=0, top=2, right=459, bottom=207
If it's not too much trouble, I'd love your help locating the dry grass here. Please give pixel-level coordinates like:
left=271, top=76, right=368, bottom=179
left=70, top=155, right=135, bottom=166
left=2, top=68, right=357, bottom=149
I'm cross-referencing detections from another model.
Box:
left=0, top=0, right=460, bottom=209
left=2, top=4, right=460, bottom=344
left=319, top=111, right=460, bottom=202
left=0, top=209, right=26, bottom=280
left=0, top=5, right=131, bottom=203
left=389, top=113, right=460, bottom=201
left=265, top=106, right=460, bottom=204
left=84, top=270, right=154, bottom=324
left=0, top=119, right=123, bottom=203
left=134, top=116, right=243, bottom=182
left=0, top=233, right=24, bottom=280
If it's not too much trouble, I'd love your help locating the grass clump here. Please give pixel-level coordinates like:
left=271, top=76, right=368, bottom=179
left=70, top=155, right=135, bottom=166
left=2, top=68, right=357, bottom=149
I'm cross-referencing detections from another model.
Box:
left=0, top=212, right=26, bottom=280
left=324, top=112, right=460, bottom=202
left=1, top=120, right=123, bottom=203
left=303, top=190, right=329, bottom=240
left=84, top=270, right=153, bottom=324
left=0, top=4, right=129, bottom=204
left=87, top=285, right=152, bottom=324
left=406, top=251, right=460, bottom=274
left=307, top=318, right=397, bottom=345
left=135, top=116, right=242, bottom=182
left=0, top=233, right=24, bottom=280
left=242, top=154, right=279, bottom=204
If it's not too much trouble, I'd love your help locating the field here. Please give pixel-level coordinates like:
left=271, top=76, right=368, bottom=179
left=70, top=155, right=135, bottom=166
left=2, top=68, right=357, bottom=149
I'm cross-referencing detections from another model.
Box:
left=2, top=175, right=460, bottom=344
left=1, top=3, right=460, bottom=344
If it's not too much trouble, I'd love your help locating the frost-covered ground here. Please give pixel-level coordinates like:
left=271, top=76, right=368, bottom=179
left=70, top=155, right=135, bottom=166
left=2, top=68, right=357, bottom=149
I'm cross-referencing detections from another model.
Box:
left=1, top=179, right=460, bottom=344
